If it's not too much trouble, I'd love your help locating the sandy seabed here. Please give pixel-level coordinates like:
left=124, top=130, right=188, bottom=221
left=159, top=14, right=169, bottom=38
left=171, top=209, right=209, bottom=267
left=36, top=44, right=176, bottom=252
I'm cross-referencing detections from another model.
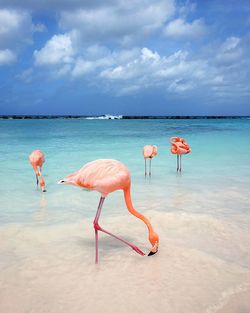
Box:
left=0, top=211, right=250, bottom=313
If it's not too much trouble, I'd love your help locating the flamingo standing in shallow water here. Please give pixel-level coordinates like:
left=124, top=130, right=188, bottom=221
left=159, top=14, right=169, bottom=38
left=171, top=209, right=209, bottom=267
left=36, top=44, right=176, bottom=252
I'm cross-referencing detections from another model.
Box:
left=58, top=159, right=159, bottom=263
left=143, top=145, right=158, bottom=176
left=170, top=137, right=191, bottom=172
left=29, top=150, right=46, bottom=192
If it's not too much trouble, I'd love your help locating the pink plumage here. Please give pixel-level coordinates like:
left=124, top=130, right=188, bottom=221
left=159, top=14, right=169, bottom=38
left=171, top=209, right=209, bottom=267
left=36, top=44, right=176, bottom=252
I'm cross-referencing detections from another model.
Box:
left=170, top=137, right=191, bottom=172
left=60, top=159, right=130, bottom=197
left=29, top=150, right=45, bottom=168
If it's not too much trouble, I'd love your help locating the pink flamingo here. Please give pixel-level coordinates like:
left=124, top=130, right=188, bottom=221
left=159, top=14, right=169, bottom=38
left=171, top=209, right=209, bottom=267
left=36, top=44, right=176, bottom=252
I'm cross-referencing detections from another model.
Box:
left=58, top=159, right=159, bottom=263
left=29, top=150, right=46, bottom=192
left=143, top=145, right=158, bottom=176
left=170, top=137, right=191, bottom=172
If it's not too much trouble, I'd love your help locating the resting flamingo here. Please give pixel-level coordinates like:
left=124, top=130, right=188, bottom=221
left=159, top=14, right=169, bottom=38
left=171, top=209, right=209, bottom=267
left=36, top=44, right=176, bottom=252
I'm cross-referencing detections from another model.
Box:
left=29, top=150, right=46, bottom=192
left=58, top=159, right=159, bottom=263
left=170, top=137, right=191, bottom=172
left=143, top=145, right=158, bottom=176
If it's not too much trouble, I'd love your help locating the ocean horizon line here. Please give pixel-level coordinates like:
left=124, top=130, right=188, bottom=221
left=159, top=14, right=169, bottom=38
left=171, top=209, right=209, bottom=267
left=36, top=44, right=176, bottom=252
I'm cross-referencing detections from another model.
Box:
left=0, top=114, right=250, bottom=120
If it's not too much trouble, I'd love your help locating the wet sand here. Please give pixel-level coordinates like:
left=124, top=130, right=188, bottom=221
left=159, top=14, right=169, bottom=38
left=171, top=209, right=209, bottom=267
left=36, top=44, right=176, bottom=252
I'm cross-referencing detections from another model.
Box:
left=215, top=290, right=250, bottom=313
left=1, top=211, right=250, bottom=313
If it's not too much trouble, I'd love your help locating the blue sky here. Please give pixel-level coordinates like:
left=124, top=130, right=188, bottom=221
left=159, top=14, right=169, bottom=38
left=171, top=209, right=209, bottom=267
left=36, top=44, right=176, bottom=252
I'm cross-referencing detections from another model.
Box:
left=0, top=0, right=250, bottom=115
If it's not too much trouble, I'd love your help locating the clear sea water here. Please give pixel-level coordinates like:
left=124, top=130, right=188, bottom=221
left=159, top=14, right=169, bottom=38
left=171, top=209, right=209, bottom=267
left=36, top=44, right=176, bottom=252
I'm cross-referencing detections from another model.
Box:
left=0, top=118, right=249, bottom=225
left=0, top=118, right=250, bottom=313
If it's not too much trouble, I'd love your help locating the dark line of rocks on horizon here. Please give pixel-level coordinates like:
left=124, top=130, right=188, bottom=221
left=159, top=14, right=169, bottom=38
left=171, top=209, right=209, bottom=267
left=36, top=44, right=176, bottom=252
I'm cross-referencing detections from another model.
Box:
left=0, top=115, right=249, bottom=120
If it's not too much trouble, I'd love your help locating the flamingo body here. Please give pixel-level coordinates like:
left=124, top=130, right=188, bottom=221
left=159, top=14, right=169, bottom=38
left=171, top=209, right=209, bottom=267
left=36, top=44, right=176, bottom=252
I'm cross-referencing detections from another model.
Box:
left=62, top=159, right=130, bottom=197
left=170, top=137, right=191, bottom=155
left=143, top=145, right=157, bottom=159
left=29, top=150, right=45, bottom=170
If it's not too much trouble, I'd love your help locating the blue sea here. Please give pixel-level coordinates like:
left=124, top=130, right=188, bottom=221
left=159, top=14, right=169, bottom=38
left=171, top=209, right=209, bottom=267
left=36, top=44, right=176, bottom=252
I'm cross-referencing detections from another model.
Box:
left=0, top=118, right=250, bottom=313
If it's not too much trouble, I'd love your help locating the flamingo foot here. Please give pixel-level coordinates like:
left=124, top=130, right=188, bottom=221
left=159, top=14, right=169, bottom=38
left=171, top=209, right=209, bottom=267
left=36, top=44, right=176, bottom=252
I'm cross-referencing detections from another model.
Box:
left=132, top=246, right=145, bottom=256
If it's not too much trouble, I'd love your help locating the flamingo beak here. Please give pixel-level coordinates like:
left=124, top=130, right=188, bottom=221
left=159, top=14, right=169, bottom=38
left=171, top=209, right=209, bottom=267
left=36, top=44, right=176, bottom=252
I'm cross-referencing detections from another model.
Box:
left=148, top=250, right=158, bottom=256
left=148, top=242, right=158, bottom=256
left=58, top=179, right=66, bottom=184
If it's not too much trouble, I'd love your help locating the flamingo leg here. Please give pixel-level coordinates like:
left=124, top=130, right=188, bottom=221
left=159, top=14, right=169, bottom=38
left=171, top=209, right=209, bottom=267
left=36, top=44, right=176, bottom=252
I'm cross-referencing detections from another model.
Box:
left=149, top=158, right=152, bottom=176
left=93, top=197, right=145, bottom=263
left=95, top=228, right=98, bottom=263
left=177, top=155, right=179, bottom=172
left=93, top=197, right=105, bottom=263
left=180, top=155, right=182, bottom=172
left=36, top=174, right=39, bottom=186
left=145, top=159, right=147, bottom=176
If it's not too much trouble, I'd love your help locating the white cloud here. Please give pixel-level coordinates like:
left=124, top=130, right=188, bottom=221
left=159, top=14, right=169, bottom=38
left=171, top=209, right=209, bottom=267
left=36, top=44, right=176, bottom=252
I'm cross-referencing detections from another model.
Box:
left=221, top=37, right=240, bottom=52
left=30, top=30, right=250, bottom=100
left=141, top=47, right=160, bottom=61
left=178, top=1, right=196, bottom=17
left=216, top=36, right=243, bottom=64
left=72, top=59, right=95, bottom=77
left=98, top=48, right=209, bottom=94
left=34, top=34, right=75, bottom=65
left=168, top=79, right=195, bottom=93
left=164, top=18, right=206, bottom=39
left=0, top=9, right=33, bottom=49
left=0, top=49, right=16, bottom=65
left=71, top=47, right=141, bottom=79
left=31, top=38, right=227, bottom=96
left=0, top=8, right=39, bottom=66
left=54, top=64, right=72, bottom=78
left=59, top=0, right=175, bottom=45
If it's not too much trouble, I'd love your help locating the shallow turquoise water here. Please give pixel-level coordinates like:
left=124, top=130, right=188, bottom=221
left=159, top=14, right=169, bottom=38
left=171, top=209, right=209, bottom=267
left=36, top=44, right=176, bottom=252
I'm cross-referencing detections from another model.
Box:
left=0, top=118, right=250, bottom=225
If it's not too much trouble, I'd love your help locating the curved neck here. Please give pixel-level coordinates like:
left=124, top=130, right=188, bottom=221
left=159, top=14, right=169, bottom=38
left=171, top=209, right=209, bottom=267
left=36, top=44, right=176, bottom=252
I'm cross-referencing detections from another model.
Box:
left=32, top=164, right=39, bottom=176
left=33, top=165, right=46, bottom=191
left=123, top=186, right=155, bottom=238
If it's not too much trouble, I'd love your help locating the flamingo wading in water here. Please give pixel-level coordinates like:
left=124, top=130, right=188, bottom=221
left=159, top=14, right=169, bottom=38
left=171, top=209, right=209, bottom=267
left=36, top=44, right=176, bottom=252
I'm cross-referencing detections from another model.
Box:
left=170, top=137, right=191, bottom=172
left=29, top=150, right=46, bottom=192
left=58, top=159, right=159, bottom=263
left=143, top=145, right=158, bottom=176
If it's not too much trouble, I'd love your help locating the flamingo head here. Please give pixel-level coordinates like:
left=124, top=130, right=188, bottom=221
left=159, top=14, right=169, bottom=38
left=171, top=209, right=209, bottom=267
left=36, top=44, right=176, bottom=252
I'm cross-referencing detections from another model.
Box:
left=58, top=178, right=77, bottom=186
left=58, top=172, right=79, bottom=187
left=148, top=232, right=159, bottom=256
left=58, top=179, right=67, bottom=185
